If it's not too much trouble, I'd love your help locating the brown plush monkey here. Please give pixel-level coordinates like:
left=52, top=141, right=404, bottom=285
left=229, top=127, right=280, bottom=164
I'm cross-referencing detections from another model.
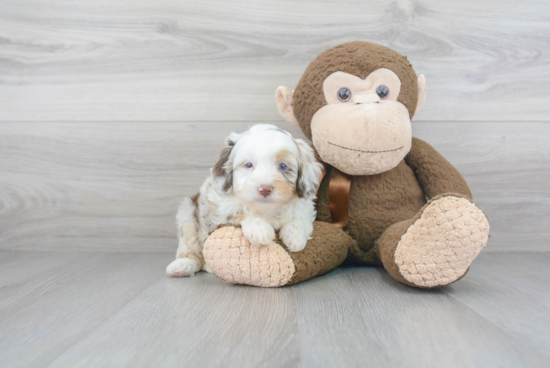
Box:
left=203, top=41, right=490, bottom=288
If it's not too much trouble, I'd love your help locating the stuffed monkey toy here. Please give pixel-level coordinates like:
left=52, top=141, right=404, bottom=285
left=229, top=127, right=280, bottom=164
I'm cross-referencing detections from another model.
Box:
left=202, top=41, right=490, bottom=288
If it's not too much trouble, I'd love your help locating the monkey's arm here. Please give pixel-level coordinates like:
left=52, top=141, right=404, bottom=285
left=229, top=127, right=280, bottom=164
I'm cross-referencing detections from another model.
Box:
left=405, top=137, right=472, bottom=200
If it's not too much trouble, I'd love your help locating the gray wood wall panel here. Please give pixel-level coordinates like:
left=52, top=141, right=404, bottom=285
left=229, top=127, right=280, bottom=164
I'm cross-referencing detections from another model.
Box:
left=1, top=121, right=547, bottom=252
left=0, top=0, right=549, bottom=122
left=0, top=0, right=548, bottom=253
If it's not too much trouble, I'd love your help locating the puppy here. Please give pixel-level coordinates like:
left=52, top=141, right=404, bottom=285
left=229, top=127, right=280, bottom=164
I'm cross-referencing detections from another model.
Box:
left=166, top=124, right=323, bottom=277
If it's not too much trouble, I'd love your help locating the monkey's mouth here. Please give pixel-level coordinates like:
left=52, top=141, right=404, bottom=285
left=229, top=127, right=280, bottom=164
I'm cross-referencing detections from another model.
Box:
left=328, top=142, right=404, bottom=154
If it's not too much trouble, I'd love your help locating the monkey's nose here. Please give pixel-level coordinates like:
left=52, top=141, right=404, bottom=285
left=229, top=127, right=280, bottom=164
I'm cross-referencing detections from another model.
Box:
left=258, top=184, right=273, bottom=197
left=355, top=93, right=380, bottom=105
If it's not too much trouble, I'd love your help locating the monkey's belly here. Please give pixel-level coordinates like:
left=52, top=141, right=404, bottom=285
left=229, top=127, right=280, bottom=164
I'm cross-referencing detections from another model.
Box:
left=317, top=161, right=426, bottom=253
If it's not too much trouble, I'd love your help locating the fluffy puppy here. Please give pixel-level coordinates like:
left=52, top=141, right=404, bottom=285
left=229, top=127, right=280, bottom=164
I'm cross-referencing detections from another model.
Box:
left=166, top=124, right=323, bottom=277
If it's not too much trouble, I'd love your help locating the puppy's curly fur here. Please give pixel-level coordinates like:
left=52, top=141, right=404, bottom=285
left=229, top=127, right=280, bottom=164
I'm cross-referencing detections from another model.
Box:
left=166, top=124, right=323, bottom=277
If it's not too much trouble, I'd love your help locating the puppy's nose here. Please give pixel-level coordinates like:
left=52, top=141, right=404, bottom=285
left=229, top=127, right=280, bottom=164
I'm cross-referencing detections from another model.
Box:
left=258, top=184, right=273, bottom=197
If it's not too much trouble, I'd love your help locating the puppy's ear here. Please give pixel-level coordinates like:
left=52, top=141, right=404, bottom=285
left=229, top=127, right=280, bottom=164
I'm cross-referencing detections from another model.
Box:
left=294, top=139, right=323, bottom=199
left=213, top=134, right=237, bottom=193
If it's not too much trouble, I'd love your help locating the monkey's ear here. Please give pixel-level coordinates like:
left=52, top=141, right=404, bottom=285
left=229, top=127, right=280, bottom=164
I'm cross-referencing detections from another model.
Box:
left=414, top=74, right=427, bottom=116
left=275, top=86, right=299, bottom=126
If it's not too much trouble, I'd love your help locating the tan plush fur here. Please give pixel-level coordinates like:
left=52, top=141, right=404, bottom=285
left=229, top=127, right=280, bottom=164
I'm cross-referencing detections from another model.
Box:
left=203, top=226, right=296, bottom=287
left=375, top=194, right=489, bottom=288
left=394, top=196, right=489, bottom=287
left=204, top=222, right=351, bottom=287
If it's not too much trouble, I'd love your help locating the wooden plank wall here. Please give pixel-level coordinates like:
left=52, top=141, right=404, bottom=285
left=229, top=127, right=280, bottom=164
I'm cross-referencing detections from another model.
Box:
left=1, top=0, right=548, bottom=252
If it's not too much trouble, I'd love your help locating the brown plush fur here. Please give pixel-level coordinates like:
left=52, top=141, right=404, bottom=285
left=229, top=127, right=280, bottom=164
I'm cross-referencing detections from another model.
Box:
left=316, top=138, right=472, bottom=266
left=293, top=41, right=419, bottom=139
left=405, top=139, right=473, bottom=201
left=285, top=221, right=352, bottom=285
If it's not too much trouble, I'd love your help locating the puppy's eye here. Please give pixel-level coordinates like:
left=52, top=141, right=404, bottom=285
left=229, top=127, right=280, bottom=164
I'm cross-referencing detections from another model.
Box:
left=376, top=85, right=389, bottom=99
left=244, top=162, right=253, bottom=169
left=337, top=88, right=352, bottom=102
left=278, top=163, right=288, bottom=171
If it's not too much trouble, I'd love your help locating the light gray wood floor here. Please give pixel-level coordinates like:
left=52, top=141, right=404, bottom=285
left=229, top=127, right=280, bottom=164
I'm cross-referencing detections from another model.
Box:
left=1, top=251, right=549, bottom=367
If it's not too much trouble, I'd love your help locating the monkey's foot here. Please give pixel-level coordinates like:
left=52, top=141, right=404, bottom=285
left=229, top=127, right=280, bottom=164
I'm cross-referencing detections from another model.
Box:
left=394, top=196, right=490, bottom=288
left=203, top=226, right=296, bottom=287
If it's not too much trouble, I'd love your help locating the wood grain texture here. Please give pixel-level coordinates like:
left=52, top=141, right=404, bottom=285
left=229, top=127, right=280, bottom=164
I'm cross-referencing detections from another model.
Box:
left=446, top=253, right=550, bottom=356
left=292, top=259, right=550, bottom=367
left=0, top=0, right=549, bottom=122
left=0, top=251, right=549, bottom=367
left=0, top=252, right=169, bottom=367
left=1, top=121, right=548, bottom=252
left=51, top=266, right=300, bottom=368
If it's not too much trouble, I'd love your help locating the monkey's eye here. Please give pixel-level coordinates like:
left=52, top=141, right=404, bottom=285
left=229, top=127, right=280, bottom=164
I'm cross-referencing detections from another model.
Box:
left=244, top=162, right=253, bottom=169
left=337, top=88, right=352, bottom=102
left=278, top=163, right=288, bottom=171
left=376, top=85, right=389, bottom=99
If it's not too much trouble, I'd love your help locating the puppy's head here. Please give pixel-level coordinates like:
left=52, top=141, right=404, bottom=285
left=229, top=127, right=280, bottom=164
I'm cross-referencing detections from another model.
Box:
left=213, top=124, right=322, bottom=209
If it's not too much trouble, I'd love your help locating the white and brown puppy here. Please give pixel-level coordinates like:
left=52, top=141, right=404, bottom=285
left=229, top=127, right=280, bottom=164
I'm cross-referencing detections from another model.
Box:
left=166, top=124, right=323, bottom=277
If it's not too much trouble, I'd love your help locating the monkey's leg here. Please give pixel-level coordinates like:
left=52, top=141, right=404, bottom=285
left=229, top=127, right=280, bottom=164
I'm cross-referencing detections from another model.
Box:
left=376, top=194, right=490, bottom=288
left=202, top=221, right=352, bottom=287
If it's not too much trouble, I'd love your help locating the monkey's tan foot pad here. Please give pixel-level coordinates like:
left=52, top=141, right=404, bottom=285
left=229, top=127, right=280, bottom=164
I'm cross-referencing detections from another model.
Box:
left=203, top=226, right=296, bottom=287
left=395, top=196, right=490, bottom=288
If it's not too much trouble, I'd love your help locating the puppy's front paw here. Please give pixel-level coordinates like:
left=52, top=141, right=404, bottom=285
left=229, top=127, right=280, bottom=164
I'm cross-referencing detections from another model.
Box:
left=166, top=258, right=200, bottom=277
left=241, top=217, right=276, bottom=246
left=280, top=223, right=308, bottom=252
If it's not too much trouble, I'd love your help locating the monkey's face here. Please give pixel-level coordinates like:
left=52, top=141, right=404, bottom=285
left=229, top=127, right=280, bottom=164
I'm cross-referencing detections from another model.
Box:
left=311, top=69, right=412, bottom=175
left=275, top=41, right=427, bottom=176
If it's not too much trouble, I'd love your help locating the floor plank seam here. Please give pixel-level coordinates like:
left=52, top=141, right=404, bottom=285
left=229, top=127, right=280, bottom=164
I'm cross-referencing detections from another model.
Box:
left=443, top=290, right=549, bottom=359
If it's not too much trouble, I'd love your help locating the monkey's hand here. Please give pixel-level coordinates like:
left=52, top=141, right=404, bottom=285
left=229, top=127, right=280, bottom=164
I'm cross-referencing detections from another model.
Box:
left=203, top=222, right=350, bottom=287
left=241, top=217, right=275, bottom=246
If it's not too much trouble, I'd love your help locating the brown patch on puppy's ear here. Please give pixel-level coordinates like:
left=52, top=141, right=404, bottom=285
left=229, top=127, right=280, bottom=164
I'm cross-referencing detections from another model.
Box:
left=296, top=167, right=305, bottom=198
left=213, top=139, right=235, bottom=192
left=221, top=171, right=233, bottom=192
left=213, top=144, right=232, bottom=177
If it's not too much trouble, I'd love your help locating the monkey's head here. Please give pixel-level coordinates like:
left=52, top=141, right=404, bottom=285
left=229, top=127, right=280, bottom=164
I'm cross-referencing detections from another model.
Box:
left=276, top=41, right=427, bottom=176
